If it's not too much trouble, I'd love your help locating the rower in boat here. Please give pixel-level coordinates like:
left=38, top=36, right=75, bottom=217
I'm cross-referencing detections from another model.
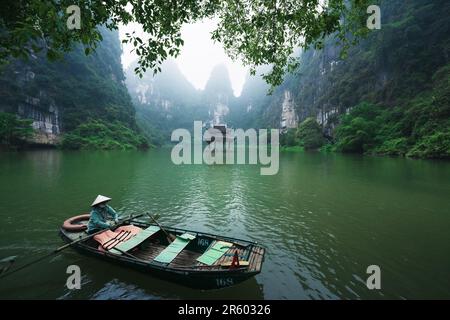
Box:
left=87, top=195, right=119, bottom=234
left=60, top=211, right=266, bottom=289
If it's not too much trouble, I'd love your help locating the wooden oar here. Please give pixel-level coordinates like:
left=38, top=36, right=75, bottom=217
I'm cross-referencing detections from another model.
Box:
left=0, top=213, right=144, bottom=280
left=107, top=246, right=148, bottom=263
left=0, top=256, right=17, bottom=275
left=145, top=212, right=176, bottom=243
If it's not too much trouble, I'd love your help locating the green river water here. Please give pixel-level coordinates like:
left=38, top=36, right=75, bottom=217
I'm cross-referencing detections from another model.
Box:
left=0, top=148, right=449, bottom=299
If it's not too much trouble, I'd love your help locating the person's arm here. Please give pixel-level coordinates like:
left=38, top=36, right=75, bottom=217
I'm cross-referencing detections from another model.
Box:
left=107, top=206, right=119, bottom=222
left=90, top=210, right=110, bottom=229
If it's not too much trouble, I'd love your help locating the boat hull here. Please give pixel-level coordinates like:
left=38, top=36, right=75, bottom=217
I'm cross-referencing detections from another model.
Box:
left=59, top=223, right=265, bottom=290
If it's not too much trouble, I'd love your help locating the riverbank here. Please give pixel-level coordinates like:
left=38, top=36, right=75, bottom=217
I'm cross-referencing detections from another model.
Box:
left=280, top=146, right=304, bottom=152
left=0, top=142, right=58, bottom=152
left=0, top=141, right=151, bottom=152
left=280, top=143, right=450, bottom=161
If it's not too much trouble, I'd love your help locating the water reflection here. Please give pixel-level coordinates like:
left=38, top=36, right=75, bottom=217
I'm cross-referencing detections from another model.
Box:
left=57, top=256, right=264, bottom=300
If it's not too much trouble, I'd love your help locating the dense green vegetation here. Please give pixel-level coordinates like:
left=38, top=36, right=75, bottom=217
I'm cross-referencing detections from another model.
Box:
left=297, top=118, right=325, bottom=150
left=279, top=129, right=298, bottom=148
left=336, top=64, right=450, bottom=158
left=335, top=102, right=379, bottom=154
left=0, top=112, right=33, bottom=147
left=279, top=118, right=325, bottom=151
left=61, top=120, right=149, bottom=150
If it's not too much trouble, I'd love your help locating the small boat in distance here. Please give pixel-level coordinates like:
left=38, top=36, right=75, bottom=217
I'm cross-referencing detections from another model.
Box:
left=60, top=214, right=265, bottom=289
left=204, top=123, right=235, bottom=147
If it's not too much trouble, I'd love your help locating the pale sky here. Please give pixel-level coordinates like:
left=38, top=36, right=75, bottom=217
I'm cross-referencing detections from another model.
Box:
left=119, top=19, right=248, bottom=97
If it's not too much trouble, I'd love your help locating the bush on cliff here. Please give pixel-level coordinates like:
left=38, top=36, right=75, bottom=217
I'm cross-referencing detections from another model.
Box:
left=61, top=120, right=149, bottom=150
left=296, top=117, right=324, bottom=150
left=0, top=112, right=33, bottom=147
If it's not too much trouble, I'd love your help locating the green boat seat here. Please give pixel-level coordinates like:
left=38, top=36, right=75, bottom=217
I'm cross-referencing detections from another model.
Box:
left=109, top=225, right=161, bottom=255
left=153, top=233, right=196, bottom=264
left=196, top=241, right=233, bottom=265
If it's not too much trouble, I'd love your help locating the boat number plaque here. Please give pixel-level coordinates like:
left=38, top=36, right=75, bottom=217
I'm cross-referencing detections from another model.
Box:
left=198, top=238, right=210, bottom=247
left=216, top=277, right=234, bottom=287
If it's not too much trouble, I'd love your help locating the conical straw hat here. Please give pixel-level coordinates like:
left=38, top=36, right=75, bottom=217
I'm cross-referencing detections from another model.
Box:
left=91, top=195, right=111, bottom=207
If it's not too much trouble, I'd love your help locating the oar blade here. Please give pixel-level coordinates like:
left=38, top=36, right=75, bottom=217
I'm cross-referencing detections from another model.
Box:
left=0, top=256, right=17, bottom=264
left=0, top=256, right=17, bottom=275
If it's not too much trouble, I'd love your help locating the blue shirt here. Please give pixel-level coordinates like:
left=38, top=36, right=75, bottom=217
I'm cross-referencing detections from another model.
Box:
left=87, top=205, right=118, bottom=233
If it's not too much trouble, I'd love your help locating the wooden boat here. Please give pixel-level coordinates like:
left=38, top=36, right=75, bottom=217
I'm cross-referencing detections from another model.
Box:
left=59, top=215, right=265, bottom=289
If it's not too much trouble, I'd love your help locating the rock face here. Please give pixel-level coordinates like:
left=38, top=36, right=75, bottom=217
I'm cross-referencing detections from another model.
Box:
left=134, top=83, right=152, bottom=105
left=126, top=61, right=235, bottom=143
left=203, top=64, right=235, bottom=128
left=209, top=95, right=230, bottom=127
left=316, top=107, right=339, bottom=137
left=0, top=28, right=136, bottom=147
left=0, top=62, right=62, bottom=145
left=130, top=76, right=172, bottom=111
left=126, top=59, right=200, bottom=117
left=280, top=90, right=298, bottom=131
left=15, top=92, right=61, bottom=145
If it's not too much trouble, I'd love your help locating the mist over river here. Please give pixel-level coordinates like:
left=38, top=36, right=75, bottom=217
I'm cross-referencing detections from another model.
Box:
left=0, top=149, right=449, bottom=299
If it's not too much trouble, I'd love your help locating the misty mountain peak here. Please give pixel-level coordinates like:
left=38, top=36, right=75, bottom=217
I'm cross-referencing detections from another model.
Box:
left=204, top=64, right=234, bottom=98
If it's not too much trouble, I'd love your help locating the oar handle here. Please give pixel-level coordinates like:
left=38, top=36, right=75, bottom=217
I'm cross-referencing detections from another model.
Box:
left=145, top=212, right=175, bottom=242
left=0, top=213, right=146, bottom=279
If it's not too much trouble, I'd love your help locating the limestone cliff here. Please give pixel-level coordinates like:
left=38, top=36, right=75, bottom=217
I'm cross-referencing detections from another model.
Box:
left=203, top=64, right=235, bottom=128
left=0, top=27, right=137, bottom=147
left=280, top=90, right=298, bottom=131
left=126, top=61, right=235, bottom=143
left=0, top=63, right=59, bottom=145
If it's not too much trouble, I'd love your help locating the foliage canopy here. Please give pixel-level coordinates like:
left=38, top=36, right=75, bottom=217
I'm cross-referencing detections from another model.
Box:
left=0, top=0, right=371, bottom=86
left=297, top=117, right=325, bottom=150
